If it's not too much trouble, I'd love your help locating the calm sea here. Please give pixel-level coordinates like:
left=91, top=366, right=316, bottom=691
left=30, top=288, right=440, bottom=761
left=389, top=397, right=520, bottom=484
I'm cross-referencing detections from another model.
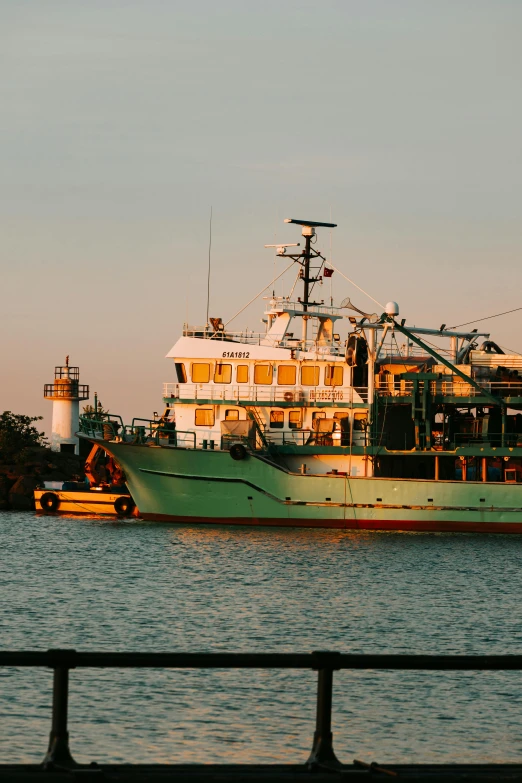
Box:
left=2, top=511, right=522, bottom=765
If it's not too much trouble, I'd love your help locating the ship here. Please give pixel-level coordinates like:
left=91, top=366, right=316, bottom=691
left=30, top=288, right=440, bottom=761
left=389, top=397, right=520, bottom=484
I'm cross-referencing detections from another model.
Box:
left=79, top=218, right=522, bottom=532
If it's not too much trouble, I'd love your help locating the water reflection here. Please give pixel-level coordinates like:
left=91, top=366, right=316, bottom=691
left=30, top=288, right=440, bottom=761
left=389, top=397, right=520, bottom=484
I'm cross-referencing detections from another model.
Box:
left=2, top=512, right=522, bottom=763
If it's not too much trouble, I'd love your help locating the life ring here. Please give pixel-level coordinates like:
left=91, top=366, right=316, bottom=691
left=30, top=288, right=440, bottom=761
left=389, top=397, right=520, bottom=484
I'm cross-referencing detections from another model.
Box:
left=114, top=496, right=136, bottom=517
left=283, top=391, right=294, bottom=402
left=230, top=443, right=247, bottom=461
left=39, top=492, right=60, bottom=512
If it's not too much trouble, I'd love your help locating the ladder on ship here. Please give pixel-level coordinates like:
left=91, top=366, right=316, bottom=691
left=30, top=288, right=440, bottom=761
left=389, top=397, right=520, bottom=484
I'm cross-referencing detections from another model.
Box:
left=243, top=405, right=269, bottom=449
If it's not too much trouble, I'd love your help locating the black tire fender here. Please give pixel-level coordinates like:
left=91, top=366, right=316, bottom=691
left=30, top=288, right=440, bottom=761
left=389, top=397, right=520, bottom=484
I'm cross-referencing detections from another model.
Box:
left=39, top=492, right=60, bottom=512
left=114, top=496, right=135, bottom=517
left=230, top=443, right=247, bottom=461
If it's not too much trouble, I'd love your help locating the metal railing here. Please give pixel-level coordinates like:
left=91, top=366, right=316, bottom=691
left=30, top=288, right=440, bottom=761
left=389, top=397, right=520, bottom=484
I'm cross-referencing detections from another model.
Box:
left=54, top=366, right=80, bottom=380
left=432, top=380, right=522, bottom=398
left=3, top=649, right=522, bottom=769
left=453, top=432, right=521, bottom=448
left=182, top=330, right=345, bottom=355
left=266, top=299, right=344, bottom=317
left=163, top=384, right=369, bottom=405
left=183, top=326, right=265, bottom=344
left=79, top=416, right=370, bottom=453
left=78, top=416, right=197, bottom=449
left=261, top=430, right=368, bottom=448
left=375, top=379, right=416, bottom=397
left=44, top=383, right=90, bottom=400
left=376, top=379, right=522, bottom=399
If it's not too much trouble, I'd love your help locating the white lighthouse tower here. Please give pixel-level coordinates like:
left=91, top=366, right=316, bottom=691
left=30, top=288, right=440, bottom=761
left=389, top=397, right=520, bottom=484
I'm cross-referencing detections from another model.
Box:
left=44, top=357, right=90, bottom=454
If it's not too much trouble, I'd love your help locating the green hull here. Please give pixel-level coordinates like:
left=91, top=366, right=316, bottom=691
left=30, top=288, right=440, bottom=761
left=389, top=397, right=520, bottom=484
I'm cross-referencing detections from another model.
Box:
left=96, top=440, right=522, bottom=533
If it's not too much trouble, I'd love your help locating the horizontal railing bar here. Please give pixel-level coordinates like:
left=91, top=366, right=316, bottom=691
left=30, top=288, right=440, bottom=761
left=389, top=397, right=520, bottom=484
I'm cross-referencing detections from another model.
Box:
left=3, top=650, right=522, bottom=670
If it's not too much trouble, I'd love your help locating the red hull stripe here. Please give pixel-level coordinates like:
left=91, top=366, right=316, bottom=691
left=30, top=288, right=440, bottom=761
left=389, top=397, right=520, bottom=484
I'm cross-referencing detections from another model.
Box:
left=141, top=515, right=522, bottom=533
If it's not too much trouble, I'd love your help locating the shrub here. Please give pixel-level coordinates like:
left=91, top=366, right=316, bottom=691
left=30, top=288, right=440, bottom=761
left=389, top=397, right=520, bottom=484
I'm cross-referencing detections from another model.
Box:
left=0, top=411, right=47, bottom=462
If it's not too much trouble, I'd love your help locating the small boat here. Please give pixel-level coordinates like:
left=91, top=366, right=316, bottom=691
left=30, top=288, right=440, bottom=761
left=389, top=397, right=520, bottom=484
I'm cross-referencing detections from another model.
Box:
left=34, top=443, right=136, bottom=517
left=34, top=483, right=135, bottom=517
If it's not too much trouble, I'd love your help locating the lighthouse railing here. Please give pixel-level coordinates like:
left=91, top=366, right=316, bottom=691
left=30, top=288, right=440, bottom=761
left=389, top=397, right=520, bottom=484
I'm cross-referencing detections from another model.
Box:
left=44, top=383, right=90, bottom=400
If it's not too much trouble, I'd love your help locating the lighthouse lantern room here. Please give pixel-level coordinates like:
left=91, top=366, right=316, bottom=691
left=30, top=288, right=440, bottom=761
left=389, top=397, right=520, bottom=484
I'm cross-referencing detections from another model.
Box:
left=44, top=357, right=89, bottom=454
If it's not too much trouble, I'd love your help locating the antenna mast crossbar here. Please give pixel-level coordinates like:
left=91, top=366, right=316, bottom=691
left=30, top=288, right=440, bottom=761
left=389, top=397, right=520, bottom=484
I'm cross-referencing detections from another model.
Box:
left=263, top=218, right=338, bottom=342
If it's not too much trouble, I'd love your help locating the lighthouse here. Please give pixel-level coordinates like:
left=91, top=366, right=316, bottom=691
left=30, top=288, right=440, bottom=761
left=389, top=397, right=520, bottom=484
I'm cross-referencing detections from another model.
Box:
left=44, top=357, right=90, bottom=454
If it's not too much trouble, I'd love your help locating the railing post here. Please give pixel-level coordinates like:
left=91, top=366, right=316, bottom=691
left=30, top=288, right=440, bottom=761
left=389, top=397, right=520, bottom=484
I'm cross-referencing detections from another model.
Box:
left=307, top=651, right=342, bottom=769
left=43, top=650, right=77, bottom=768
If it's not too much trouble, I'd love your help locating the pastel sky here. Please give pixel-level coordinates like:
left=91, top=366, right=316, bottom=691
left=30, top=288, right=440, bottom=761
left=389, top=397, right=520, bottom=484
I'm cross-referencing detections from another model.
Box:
left=2, top=0, right=522, bottom=435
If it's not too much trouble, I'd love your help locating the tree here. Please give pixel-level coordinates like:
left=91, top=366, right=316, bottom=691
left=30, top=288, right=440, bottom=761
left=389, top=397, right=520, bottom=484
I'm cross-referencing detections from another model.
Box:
left=82, top=400, right=109, bottom=419
left=0, top=411, right=47, bottom=462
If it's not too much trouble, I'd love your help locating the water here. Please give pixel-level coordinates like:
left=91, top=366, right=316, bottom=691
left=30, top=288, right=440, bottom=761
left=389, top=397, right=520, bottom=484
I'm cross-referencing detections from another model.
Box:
left=2, top=511, right=522, bottom=765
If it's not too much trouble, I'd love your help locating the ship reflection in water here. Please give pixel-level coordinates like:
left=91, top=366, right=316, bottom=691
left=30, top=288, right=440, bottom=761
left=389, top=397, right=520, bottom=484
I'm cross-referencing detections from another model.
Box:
left=2, top=512, right=522, bottom=765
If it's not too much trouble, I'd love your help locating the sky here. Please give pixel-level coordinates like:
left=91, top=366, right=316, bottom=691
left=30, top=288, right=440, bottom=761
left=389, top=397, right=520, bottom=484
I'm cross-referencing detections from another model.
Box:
left=1, top=0, right=522, bottom=436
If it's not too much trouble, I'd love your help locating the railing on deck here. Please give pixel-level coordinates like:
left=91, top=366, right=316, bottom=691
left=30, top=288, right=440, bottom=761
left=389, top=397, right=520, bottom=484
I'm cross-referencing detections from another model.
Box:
left=433, top=381, right=522, bottom=398
left=79, top=416, right=196, bottom=449
left=3, top=649, right=522, bottom=769
left=79, top=415, right=371, bottom=452
left=163, top=384, right=369, bottom=405
left=258, top=431, right=368, bottom=448
left=182, top=331, right=345, bottom=354
left=453, top=432, right=521, bottom=448
left=376, top=379, right=522, bottom=399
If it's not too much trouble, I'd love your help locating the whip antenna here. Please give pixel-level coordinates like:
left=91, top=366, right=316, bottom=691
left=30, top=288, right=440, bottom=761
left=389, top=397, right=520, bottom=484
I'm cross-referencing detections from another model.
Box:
left=205, top=206, right=212, bottom=326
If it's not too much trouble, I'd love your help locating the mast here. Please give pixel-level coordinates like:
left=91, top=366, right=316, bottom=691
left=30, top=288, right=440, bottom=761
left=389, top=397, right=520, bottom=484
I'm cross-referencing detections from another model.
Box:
left=282, top=218, right=337, bottom=344
left=302, top=226, right=312, bottom=310
left=301, top=225, right=313, bottom=342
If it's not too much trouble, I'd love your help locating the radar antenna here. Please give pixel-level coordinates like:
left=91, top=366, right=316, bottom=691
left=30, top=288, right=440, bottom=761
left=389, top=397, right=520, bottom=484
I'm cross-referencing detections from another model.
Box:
left=264, top=243, right=300, bottom=255
left=264, top=219, right=337, bottom=343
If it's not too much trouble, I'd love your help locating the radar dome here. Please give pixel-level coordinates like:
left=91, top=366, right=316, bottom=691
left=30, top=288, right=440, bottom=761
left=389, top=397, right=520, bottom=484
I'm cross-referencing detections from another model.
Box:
left=385, top=301, right=399, bottom=316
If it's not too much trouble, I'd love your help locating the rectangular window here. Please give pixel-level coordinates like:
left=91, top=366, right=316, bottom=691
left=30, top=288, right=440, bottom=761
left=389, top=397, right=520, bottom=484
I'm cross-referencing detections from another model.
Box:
left=191, top=363, right=210, bottom=383
left=301, top=366, right=320, bottom=386
left=214, top=363, right=231, bottom=384
left=334, top=411, right=350, bottom=445
left=225, top=409, right=239, bottom=421
left=354, top=413, right=368, bottom=431
left=324, top=365, right=344, bottom=386
left=289, top=411, right=302, bottom=430
left=312, top=411, right=326, bottom=421
left=277, top=365, right=297, bottom=385
left=195, top=408, right=215, bottom=426
left=270, top=411, right=284, bottom=429
left=254, top=364, right=273, bottom=385
left=175, top=362, right=187, bottom=383
left=237, top=365, right=249, bottom=383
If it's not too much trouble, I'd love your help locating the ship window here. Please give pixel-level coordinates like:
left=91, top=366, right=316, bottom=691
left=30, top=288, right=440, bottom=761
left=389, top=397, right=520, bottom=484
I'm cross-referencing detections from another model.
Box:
left=277, top=365, right=296, bottom=385
left=334, top=411, right=350, bottom=421
left=254, top=364, right=273, bottom=385
left=175, top=362, right=187, bottom=383
left=214, top=363, right=232, bottom=384
left=225, top=409, right=239, bottom=421
left=195, top=408, right=214, bottom=426
left=289, top=410, right=302, bottom=430
left=312, top=411, right=326, bottom=421
left=325, top=365, right=344, bottom=386
left=354, top=412, right=368, bottom=431
left=237, top=365, right=249, bottom=383
left=191, top=363, right=210, bottom=383
left=270, top=411, right=284, bottom=429
left=301, top=366, right=320, bottom=386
